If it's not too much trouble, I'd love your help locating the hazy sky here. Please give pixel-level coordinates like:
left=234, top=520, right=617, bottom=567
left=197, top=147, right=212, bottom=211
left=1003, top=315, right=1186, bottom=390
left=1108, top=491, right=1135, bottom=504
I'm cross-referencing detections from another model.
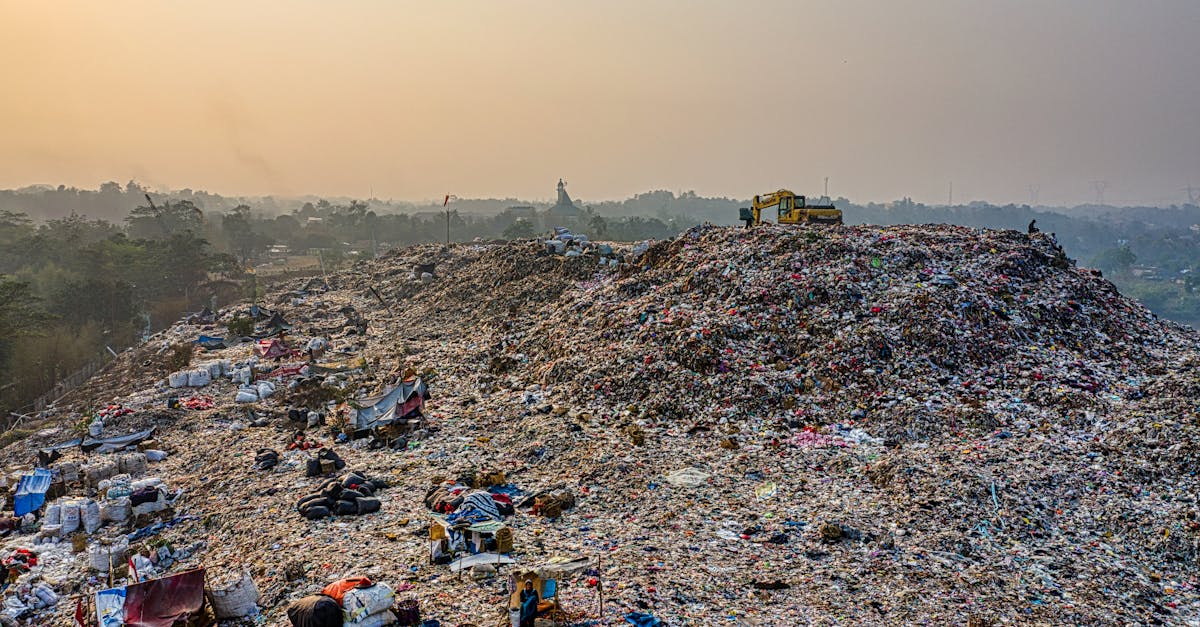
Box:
left=2, top=1, right=1199, bottom=206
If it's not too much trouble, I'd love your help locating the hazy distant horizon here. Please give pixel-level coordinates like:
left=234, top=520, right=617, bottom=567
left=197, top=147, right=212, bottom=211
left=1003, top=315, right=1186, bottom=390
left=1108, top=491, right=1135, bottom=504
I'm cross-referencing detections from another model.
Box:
left=11, top=180, right=1200, bottom=214
left=3, top=1, right=1199, bottom=207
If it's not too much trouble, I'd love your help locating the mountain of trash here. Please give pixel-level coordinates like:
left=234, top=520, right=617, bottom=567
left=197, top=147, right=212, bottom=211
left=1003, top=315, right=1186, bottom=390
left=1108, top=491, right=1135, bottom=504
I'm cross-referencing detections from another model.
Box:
left=2, top=224, right=1198, bottom=626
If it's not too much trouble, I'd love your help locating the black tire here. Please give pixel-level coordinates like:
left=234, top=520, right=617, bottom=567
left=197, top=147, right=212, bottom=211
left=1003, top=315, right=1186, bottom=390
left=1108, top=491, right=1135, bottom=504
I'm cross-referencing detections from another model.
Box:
left=297, top=494, right=329, bottom=511
left=356, top=497, right=381, bottom=514
left=321, top=480, right=343, bottom=499
left=334, top=500, right=358, bottom=516
left=302, top=505, right=330, bottom=520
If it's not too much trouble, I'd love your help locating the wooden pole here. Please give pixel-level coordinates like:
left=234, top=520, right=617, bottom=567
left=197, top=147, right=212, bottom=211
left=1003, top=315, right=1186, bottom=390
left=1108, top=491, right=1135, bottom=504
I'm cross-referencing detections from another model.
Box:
left=597, top=553, right=604, bottom=622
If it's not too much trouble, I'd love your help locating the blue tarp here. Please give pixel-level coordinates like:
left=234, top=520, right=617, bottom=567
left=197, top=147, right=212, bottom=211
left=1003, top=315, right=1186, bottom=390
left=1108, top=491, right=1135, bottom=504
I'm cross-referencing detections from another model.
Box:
left=349, top=377, right=429, bottom=431
left=625, top=612, right=661, bottom=627
left=14, top=468, right=53, bottom=517
left=195, top=335, right=227, bottom=349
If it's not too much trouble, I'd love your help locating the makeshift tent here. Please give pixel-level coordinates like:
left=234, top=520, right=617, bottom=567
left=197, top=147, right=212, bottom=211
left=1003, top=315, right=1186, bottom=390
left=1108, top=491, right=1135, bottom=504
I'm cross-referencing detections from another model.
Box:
left=97, top=568, right=206, bottom=627
left=255, top=339, right=294, bottom=360
left=38, top=440, right=82, bottom=466
left=82, top=428, right=156, bottom=454
left=184, top=308, right=214, bottom=325
left=507, top=557, right=590, bottom=624
left=13, top=469, right=53, bottom=516
left=254, top=313, right=291, bottom=338
left=429, top=514, right=511, bottom=563
left=348, top=376, right=429, bottom=432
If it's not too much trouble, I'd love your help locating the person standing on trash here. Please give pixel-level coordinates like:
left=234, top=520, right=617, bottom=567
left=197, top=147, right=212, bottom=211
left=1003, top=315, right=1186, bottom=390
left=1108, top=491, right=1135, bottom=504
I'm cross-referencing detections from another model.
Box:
left=519, top=579, right=540, bottom=627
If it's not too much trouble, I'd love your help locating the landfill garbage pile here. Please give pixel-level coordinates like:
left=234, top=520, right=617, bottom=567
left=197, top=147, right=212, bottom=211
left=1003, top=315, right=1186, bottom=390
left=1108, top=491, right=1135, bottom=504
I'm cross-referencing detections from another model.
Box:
left=2, top=224, right=1199, bottom=626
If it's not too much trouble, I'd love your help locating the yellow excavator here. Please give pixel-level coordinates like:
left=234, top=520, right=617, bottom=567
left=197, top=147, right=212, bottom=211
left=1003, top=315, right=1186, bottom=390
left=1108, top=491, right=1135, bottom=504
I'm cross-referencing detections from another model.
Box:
left=739, top=189, right=842, bottom=227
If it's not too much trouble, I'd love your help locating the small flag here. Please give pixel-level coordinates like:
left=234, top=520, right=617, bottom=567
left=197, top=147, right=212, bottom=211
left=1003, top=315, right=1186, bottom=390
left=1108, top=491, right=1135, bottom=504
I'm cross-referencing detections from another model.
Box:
left=129, top=556, right=139, bottom=582
left=443, top=194, right=450, bottom=207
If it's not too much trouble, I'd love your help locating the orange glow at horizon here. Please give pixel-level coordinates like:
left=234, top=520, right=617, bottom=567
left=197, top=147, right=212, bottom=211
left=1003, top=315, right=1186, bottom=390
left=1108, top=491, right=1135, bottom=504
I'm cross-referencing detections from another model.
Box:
left=2, top=0, right=1199, bottom=206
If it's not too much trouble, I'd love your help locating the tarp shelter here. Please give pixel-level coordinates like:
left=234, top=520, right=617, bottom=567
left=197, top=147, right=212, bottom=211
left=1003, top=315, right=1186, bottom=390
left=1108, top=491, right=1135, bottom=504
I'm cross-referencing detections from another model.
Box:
left=82, top=427, right=156, bottom=454
left=254, top=312, right=291, bottom=338
left=13, top=469, right=53, bottom=517
left=254, top=339, right=294, bottom=360
left=97, top=568, right=206, bottom=627
left=195, top=335, right=227, bottom=350
left=429, top=514, right=511, bottom=563
left=349, top=376, right=429, bottom=432
left=38, top=439, right=83, bottom=466
left=507, top=556, right=590, bottom=624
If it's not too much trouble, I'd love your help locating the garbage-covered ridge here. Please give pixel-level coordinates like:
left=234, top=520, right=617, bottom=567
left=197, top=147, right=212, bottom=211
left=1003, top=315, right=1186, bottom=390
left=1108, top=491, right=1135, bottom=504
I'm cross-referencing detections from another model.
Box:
left=4, top=223, right=1199, bottom=626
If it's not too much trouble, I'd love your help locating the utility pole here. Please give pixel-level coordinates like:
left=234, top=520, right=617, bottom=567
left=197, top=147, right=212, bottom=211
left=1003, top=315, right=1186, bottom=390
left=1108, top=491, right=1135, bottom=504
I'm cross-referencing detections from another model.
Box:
left=824, top=176, right=829, bottom=198
left=443, top=194, right=457, bottom=248
left=948, top=181, right=953, bottom=206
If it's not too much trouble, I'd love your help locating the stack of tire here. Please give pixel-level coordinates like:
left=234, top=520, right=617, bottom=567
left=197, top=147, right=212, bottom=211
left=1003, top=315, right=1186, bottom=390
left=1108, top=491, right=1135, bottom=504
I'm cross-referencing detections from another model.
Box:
left=305, top=448, right=346, bottom=477
left=297, top=472, right=387, bottom=520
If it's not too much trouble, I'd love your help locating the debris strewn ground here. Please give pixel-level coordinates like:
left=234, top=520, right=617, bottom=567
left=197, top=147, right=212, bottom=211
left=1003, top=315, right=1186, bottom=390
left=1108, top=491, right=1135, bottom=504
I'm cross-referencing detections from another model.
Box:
left=3, top=224, right=1199, bottom=626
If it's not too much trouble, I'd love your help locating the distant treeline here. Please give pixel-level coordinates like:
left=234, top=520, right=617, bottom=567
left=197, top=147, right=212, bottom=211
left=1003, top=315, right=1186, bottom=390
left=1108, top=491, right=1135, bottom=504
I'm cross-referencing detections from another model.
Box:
left=1, top=184, right=1197, bottom=419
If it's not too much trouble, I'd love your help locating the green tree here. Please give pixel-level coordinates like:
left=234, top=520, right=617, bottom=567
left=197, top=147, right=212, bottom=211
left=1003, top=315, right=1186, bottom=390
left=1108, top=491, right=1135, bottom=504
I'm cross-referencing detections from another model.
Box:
left=588, top=214, right=609, bottom=238
left=222, top=205, right=273, bottom=266
left=502, top=219, right=536, bottom=239
left=0, top=212, right=34, bottom=273
left=0, top=278, right=52, bottom=401
left=273, top=214, right=302, bottom=244
left=1091, top=247, right=1136, bottom=274
left=126, top=199, right=205, bottom=239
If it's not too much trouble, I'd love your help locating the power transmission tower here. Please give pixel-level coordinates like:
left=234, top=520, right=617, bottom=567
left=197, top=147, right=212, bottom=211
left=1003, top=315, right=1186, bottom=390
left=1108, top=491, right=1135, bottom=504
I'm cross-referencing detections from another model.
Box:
left=1092, top=180, right=1108, bottom=205
left=1028, top=184, right=1040, bottom=206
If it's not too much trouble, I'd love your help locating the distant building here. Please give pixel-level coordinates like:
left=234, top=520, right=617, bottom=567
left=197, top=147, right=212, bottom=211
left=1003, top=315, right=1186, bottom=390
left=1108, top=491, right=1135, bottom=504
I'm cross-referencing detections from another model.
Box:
left=1131, top=265, right=1162, bottom=281
left=546, top=179, right=582, bottom=219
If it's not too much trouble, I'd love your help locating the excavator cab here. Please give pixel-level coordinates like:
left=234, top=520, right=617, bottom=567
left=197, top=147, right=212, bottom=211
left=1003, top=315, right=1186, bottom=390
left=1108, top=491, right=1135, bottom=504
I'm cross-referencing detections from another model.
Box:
left=777, top=195, right=803, bottom=219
